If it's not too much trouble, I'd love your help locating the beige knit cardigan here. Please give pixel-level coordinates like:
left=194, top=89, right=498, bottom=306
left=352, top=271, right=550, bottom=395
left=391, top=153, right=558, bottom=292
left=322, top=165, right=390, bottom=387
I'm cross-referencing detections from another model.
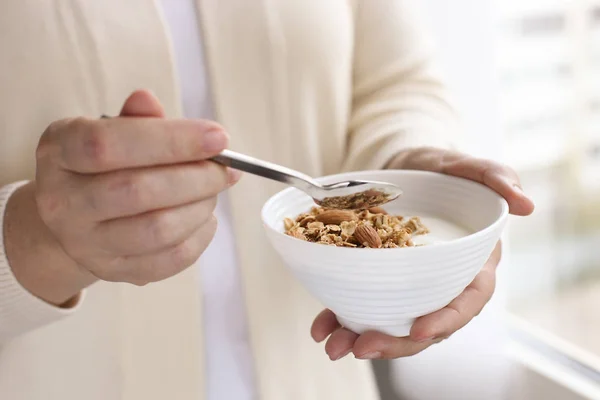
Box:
left=0, top=0, right=456, bottom=398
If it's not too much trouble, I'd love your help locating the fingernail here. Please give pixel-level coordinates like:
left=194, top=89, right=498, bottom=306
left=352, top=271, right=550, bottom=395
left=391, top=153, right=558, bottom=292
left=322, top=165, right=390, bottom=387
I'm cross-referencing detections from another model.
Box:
left=355, top=351, right=381, bottom=360
left=512, top=183, right=531, bottom=199
left=227, top=168, right=242, bottom=185
left=331, top=349, right=352, bottom=361
left=202, top=129, right=228, bottom=153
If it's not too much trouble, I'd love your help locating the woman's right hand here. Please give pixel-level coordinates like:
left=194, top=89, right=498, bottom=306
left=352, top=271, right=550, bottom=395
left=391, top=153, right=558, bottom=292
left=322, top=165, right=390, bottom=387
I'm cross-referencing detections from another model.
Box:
left=33, top=90, right=240, bottom=287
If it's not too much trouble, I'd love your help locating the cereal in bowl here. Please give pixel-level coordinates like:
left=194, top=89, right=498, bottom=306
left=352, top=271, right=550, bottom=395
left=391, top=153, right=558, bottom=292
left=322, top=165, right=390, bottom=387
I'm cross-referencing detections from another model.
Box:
left=284, top=207, right=429, bottom=248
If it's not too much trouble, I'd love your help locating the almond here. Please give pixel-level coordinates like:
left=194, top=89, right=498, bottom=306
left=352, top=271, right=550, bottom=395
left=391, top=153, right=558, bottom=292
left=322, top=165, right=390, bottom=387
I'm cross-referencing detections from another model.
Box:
left=368, top=206, right=388, bottom=215
left=353, top=224, right=382, bottom=248
left=315, top=210, right=358, bottom=225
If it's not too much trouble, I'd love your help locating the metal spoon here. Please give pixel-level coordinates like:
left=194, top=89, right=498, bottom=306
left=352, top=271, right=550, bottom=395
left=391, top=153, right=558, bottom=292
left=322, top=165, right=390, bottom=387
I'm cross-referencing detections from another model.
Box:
left=212, top=149, right=402, bottom=210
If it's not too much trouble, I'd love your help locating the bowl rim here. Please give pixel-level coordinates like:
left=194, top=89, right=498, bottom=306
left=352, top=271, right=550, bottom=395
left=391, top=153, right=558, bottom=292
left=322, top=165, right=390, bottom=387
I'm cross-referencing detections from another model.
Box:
left=261, top=169, right=509, bottom=253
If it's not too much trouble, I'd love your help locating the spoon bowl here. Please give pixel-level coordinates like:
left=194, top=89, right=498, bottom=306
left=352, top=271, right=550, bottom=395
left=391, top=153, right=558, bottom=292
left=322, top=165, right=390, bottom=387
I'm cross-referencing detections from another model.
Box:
left=315, top=180, right=403, bottom=209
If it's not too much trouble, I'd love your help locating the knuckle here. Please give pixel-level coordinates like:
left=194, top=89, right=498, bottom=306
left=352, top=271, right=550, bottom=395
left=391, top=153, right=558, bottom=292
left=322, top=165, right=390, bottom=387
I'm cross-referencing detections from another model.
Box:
left=35, top=141, right=52, bottom=166
left=35, top=190, right=67, bottom=222
left=36, top=119, right=73, bottom=164
left=436, top=335, right=451, bottom=343
left=170, top=238, right=201, bottom=270
left=109, top=173, right=147, bottom=209
left=498, top=162, right=516, bottom=175
left=81, top=122, right=110, bottom=168
left=37, top=127, right=56, bottom=161
left=487, top=160, right=516, bottom=180
left=147, top=212, right=178, bottom=247
left=66, top=116, right=90, bottom=134
left=170, top=220, right=215, bottom=269
left=61, top=118, right=110, bottom=171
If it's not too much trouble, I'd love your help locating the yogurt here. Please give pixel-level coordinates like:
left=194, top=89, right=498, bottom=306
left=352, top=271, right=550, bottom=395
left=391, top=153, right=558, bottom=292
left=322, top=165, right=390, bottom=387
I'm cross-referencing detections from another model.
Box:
left=401, top=214, right=471, bottom=246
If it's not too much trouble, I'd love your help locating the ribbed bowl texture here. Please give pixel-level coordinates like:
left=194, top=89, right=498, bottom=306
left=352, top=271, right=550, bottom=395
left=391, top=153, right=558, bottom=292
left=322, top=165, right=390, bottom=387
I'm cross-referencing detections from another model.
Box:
left=261, top=170, right=508, bottom=336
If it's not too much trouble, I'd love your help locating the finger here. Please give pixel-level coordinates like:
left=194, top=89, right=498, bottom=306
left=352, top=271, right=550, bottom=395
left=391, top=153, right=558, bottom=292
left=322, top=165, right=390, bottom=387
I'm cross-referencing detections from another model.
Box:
left=311, top=309, right=341, bottom=343
left=353, top=331, right=437, bottom=359
left=119, top=89, right=165, bottom=118
left=440, top=155, right=535, bottom=216
left=57, top=117, right=229, bottom=173
left=324, top=327, right=359, bottom=361
left=78, top=161, right=234, bottom=220
left=94, top=197, right=217, bottom=256
left=94, top=216, right=218, bottom=285
left=409, top=242, right=500, bottom=342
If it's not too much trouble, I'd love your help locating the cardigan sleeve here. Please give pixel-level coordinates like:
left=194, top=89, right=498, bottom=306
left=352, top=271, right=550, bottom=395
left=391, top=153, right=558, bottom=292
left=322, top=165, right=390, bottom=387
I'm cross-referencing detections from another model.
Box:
left=0, top=181, right=84, bottom=342
left=342, top=0, right=463, bottom=172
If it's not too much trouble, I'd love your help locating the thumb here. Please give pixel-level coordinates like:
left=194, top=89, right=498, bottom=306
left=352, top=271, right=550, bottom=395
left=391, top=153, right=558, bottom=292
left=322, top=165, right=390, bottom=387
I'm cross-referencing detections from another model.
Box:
left=119, top=89, right=165, bottom=118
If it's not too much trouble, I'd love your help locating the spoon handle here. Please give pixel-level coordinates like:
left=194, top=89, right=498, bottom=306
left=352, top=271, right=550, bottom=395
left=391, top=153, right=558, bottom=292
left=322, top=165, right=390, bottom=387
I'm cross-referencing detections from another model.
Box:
left=212, top=149, right=320, bottom=192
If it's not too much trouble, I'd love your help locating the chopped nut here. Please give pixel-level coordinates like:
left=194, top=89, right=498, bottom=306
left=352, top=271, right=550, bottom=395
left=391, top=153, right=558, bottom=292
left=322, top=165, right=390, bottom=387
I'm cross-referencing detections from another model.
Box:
left=298, top=215, right=316, bottom=227
left=306, top=221, right=325, bottom=230
left=376, top=228, right=389, bottom=241
left=283, top=206, right=429, bottom=248
left=374, top=214, right=391, bottom=229
left=286, top=226, right=306, bottom=240
left=357, top=210, right=370, bottom=219
left=389, top=228, right=412, bottom=246
left=340, top=220, right=357, bottom=237
left=284, top=218, right=296, bottom=231
left=326, top=224, right=341, bottom=233
left=403, top=217, right=429, bottom=236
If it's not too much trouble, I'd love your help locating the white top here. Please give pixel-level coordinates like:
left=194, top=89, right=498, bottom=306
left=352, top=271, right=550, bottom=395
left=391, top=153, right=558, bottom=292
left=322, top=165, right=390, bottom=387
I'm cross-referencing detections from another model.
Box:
left=159, top=1, right=256, bottom=399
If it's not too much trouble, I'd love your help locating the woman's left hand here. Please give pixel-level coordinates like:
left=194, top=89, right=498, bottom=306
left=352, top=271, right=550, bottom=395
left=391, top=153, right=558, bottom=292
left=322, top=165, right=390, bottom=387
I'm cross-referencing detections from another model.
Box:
left=310, top=147, right=535, bottom=360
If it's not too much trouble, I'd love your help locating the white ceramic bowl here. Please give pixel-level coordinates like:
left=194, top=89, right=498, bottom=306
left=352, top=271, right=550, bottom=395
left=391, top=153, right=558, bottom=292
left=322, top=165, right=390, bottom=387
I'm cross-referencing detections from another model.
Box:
left=261, top=170, right=508, bottom=337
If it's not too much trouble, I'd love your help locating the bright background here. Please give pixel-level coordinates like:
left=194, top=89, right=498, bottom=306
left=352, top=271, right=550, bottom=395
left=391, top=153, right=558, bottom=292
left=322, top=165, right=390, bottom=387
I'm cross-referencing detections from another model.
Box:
left=380, top=1, right=600, bottom=399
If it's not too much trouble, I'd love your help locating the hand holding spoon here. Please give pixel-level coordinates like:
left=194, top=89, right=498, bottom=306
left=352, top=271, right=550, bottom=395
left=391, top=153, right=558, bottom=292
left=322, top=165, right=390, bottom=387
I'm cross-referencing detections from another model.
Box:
left=100, top=115, right=402, bottom=209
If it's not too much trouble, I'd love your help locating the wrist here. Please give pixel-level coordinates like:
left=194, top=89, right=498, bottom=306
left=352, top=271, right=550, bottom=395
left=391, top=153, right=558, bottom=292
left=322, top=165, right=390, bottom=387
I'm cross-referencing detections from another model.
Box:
left=3, top=182, right=96, bottom=307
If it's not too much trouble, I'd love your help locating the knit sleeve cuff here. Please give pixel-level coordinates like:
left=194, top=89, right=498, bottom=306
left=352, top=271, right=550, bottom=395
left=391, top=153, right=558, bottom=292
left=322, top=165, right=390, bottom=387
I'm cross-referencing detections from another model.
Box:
left=0, top=181, right=85, bottom=341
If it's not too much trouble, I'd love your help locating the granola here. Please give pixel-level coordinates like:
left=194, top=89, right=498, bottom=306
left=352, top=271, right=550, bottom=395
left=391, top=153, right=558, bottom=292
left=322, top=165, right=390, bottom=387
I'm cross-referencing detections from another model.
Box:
left=316, top=189, right=391, bottom=210
left=284, top=206, right=429, bottom=248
